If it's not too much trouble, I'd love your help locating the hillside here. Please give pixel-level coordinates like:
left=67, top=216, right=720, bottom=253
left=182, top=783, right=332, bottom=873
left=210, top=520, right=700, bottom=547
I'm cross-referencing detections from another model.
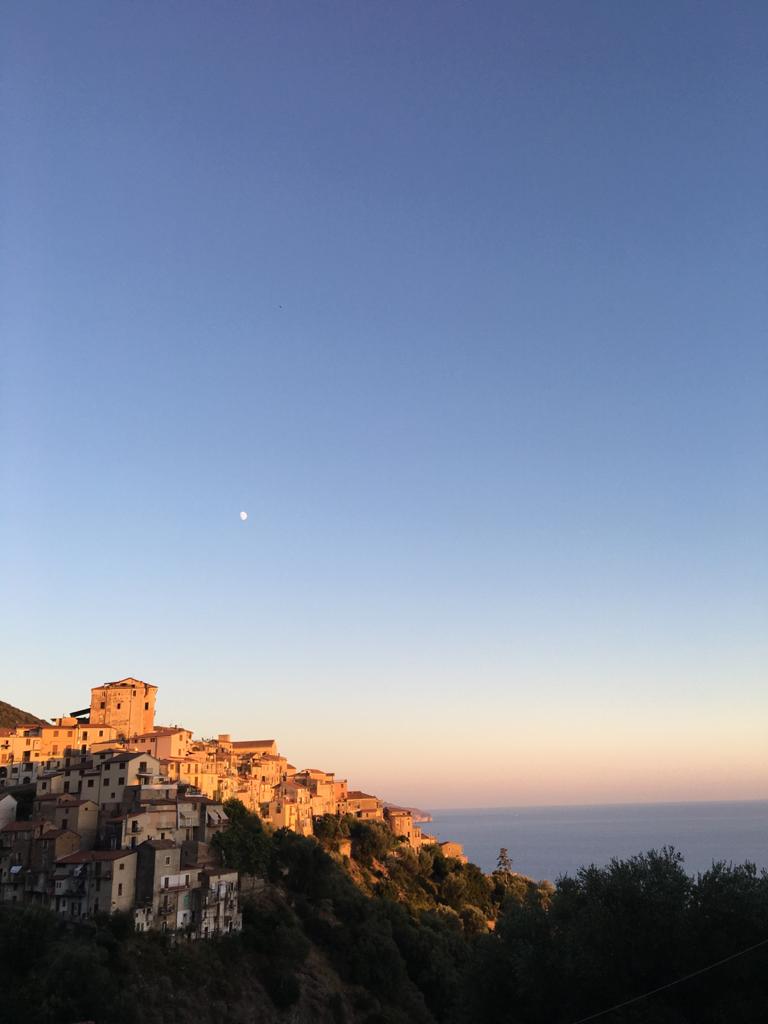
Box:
left=0, top=700, right=47, bottom=729
left=2, top=806, right=767, bottom=1023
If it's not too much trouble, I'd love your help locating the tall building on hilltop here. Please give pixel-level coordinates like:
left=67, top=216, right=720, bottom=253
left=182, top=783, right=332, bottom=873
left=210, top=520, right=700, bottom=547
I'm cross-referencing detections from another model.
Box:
left=88, top=678, right=157, bottom=736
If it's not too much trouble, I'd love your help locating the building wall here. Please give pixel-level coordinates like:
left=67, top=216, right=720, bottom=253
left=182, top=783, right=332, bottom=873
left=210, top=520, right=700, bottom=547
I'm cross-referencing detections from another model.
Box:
left=0, top=795, right=16, bottom=829
left=89, top=679, right=157, bottom=736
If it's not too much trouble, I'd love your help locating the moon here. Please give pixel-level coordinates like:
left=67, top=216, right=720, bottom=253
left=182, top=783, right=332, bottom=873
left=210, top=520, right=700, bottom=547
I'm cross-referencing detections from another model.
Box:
left=239, top=510, right=248, bottom=521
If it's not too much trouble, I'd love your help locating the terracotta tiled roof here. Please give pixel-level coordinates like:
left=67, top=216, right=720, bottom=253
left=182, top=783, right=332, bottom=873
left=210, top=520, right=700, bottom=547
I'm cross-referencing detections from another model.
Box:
left=133, top=726, right=190, bottom=738
left=104, top=752, right=150, bottom=766
left=57, top=849, right=136, bottom=863
left=2, top=820, right=47, bottom=833
left=35, top=828, right=79, bottom=840
left=101, top=678, right=157, bottom=689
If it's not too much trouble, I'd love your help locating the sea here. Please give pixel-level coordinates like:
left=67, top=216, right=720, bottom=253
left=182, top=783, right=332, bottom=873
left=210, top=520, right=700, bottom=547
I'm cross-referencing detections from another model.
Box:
left=425, top=800, right=768, bottom=882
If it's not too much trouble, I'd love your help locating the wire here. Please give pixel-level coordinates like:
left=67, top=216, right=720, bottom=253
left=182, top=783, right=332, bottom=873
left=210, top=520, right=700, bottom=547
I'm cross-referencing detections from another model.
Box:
left=568, top=935, right=768, bottom=1024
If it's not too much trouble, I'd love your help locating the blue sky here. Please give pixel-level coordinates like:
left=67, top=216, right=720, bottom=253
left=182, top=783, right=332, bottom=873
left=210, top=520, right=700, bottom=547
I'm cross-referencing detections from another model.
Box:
left=2, top=2, right=766, bottom=805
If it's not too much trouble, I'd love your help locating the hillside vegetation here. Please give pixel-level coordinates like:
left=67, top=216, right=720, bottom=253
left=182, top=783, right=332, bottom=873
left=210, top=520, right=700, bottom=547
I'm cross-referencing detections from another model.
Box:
left=2, top=802, right=767, bottom=1023
left=0, top=699, right=47, bottom=728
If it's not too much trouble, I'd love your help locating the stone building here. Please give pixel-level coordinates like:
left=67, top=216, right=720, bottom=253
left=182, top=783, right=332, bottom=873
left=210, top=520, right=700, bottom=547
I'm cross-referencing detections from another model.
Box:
left=88, top=678, right=157, bottom=737
left=53, top=848, right=137, bottom=917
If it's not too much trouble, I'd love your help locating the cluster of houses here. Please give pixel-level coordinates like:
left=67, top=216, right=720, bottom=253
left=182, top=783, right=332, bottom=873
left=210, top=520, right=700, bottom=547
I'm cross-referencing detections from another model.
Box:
left=0, top=678, right=464, bottom=937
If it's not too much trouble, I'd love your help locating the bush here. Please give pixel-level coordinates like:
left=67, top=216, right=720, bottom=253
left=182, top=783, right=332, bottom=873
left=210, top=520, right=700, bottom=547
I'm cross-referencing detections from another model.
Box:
left=260, top=961, right=301, bottom=1008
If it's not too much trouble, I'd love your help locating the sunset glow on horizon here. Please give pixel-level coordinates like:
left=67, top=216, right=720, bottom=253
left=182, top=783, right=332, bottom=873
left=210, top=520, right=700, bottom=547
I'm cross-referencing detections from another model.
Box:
left=3, top=2, right=766, bottom=811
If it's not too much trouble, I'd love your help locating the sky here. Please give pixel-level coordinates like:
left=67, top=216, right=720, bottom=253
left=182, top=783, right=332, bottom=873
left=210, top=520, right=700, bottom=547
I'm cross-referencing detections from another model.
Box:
left=1, top=1, right=766, bottom=808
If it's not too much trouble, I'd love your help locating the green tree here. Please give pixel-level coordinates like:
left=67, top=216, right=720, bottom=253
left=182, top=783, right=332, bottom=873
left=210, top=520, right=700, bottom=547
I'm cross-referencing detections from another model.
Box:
left=496, top=847, right=513, bottom=874
left=212, top=798, right=271, bottom=875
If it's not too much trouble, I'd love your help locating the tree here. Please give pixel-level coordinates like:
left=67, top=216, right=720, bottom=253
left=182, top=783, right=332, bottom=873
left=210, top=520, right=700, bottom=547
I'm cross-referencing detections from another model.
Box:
left=212, top=799, right=270, bottom=875
left=496, top=848, right=513, bottom=874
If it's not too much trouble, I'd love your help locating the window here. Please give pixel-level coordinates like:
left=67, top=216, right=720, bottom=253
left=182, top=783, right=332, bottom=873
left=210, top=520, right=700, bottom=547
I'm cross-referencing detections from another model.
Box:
left=116, top=703, right=122, bottom=710
left=144, top=702, right=149, bottom=710
left=41, top=782, right=47, bottom=790
left=118, top=883, right=123, bottom=896
left=119, top=862, right=124, bottom=871
left=53, top=730, right=59, bottom=737
left=165, top=856, right=170, bottom=865
left=98, top=730, right=104, bottom=737
left=62, top=819, right=69, bottom=830
left=100, top=702, right=105, bottom=709
left=118, top=777, right=125, bottom=785
left=139, top=762, right=147, bottom=773
left=82, top=731, right=88, bottom=740
left=87, top=779, right=94, bottom=788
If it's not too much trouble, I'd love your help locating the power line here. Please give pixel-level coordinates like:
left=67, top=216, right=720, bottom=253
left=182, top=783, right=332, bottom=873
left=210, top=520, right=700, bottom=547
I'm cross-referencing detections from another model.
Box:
left=569, top=936, right=768, bottom=1024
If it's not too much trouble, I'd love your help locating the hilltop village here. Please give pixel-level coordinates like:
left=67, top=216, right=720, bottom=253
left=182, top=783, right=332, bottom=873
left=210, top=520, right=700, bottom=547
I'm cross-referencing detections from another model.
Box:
left=0, top=677, right=464, bottom=937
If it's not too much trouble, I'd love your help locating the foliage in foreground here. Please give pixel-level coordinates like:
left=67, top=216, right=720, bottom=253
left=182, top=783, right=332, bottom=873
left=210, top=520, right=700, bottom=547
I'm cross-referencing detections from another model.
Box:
left=4, top=804, right=768, bottom=1024
left=460, top=847, right=768, bottom=1024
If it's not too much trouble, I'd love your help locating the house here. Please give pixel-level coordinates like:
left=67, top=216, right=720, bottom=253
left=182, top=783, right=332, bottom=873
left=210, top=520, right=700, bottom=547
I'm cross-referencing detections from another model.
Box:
left=25, top=829, right=81, bottom=905
left=0, top=819, right=58, bottom=903
left=8, top=718, right=119, bottom=760
left=344, top=791, right=384, bottom=820
left=385, top=807, right=417, bottom=845
left=197, top=867, right=242, bottom=937
left=87, top=678, right=157, bottom=737
left=0, top=794, right=17, bottom=829
left=94, top=751, right=161, bottom=810
left=439, top=841, right=467, bottom=863
left=267, top=782, right=313, bottom=836
left=131, top=726, right=193, bottom=761
left=35, top=795, right=99, bottom=849
left=291, top=769, right=339, bottom=817
left=53, top=848, right=137, bottom=918
left=135, top=839, right=195, bottom=932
